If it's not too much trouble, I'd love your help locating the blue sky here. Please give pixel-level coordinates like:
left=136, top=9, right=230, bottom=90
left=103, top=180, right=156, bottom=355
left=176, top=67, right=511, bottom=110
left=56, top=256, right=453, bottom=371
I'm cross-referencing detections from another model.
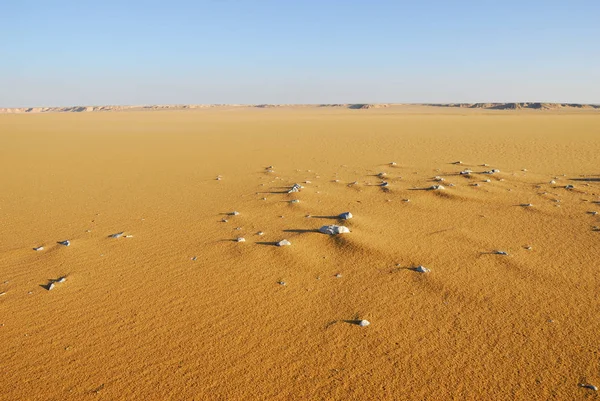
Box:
left=2, top=0, right=599, bottom=107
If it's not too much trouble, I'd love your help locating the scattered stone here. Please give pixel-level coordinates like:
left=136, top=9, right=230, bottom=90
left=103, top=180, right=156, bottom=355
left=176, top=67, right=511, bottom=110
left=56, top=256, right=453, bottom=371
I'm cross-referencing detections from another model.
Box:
left=277, top=239, right=291, bottom=247
left=47, top=283, right=55, bottom=291
left=358, top=320, right=370, bottom=327
left=216, top=176, right=222, bottom=181
left=452, top=161, right=463, bottom=165
left=335, top=273, right=342, bottom=278
left=524, top=246, right=532, bottom=250
left=33, top=246, right=44, bottom=251
left=493, top=250, right=508, bottom=255
left=288, top=183, right=304, bottom=193
left=390, top=162, right=397, bottom=166
left=565, top=185, right=574, bottom=190
left=380, top=181, right=389, bottom=187
left=56, top=277, right=67, bottom=283
left=125, top=235, right=133, bottom=238
left=579, top=384, right=598, bottom=391
left=257, top=231, right=264, bottom=236
left=318, top=225, right=350, bottom=235
left=191, top=256, right=197, bottom=261
left=522, top=168, right=527, bottom=172
left=304, top=180, right=311, bottom=184
left=471, top=183, right=480, bottom=187
left=484, top=179, right=491, bottom=183
left=236, top=237, right=246, bottom=243
left=588, top=211, right=598, bottom=215
left=230, top=211, right=240, bottom=216
left=434, top=176, right=444, bottom=182
left=482, top=163, right=489, bottom=167
left=521, top=203, right=533, bottom=207
left=403, top=199, right=410, bottom=202
left=109, top=232, right=124, bottom=238
left=338, top=212, right=353, bottom=220
left=459, top=170, right=472, bottom=175
left=290, top=199, right=300, bottom=204
left=261, top=197, right=267, bottom=201
left=429, top=185, right=445, bottom=190
left=221, top=219, right=228, bottom=223
left=549, top=180, right=556, bottom=184
left=415, top=265, right=430, bottom=273
left=57, top=240, right=70, bottom=247
left=277, top=281, right=286, bottom=286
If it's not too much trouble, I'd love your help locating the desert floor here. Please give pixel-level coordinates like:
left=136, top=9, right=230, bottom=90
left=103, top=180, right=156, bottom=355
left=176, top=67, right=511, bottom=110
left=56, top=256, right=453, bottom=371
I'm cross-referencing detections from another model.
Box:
left=1, top=105, right=599, bottom=400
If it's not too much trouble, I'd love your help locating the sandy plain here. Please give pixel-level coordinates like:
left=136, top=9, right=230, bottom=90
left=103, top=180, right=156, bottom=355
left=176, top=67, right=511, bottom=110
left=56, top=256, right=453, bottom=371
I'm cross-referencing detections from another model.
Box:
left=1, top=105, right=599, bottom=400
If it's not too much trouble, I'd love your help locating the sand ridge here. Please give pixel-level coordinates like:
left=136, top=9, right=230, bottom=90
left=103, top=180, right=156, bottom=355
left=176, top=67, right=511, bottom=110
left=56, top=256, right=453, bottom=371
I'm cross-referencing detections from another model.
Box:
left=0, top=106, right=599, bottom=400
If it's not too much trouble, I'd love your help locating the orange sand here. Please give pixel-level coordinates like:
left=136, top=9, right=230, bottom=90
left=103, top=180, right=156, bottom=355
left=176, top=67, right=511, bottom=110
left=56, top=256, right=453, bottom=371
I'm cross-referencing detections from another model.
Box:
left=1, top=106, right=599, bottom=400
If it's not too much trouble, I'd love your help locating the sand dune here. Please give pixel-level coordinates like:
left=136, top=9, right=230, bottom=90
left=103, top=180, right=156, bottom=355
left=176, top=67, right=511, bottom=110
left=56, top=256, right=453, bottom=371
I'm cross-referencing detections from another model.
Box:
left=0, top=105, right=599, bottom=400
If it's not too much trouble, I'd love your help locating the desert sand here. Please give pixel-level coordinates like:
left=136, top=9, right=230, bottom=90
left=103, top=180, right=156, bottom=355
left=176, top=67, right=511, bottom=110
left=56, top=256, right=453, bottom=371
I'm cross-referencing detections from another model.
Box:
left=1, top=105, right=599, bottom=400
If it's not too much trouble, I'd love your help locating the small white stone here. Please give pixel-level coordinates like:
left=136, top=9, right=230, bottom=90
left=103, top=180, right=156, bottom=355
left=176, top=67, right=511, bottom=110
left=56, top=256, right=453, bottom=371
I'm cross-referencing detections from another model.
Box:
left=109, top=232, right=124, bottom=238
left=390, top=162, right=397, bottom=166
left=429, top=185, right=444, bottom=190
left=335, top=273, right=342, bottom=278
left=550, top=180, right=556, bottom=184
left=579, top=384, right=598, bottom=391
left=277, top=239, right=291, bottom=247
left=257, top=231, right=264, bottom=236
left=494, top=250, right=508, bottom=255
left=47, top=283, right=55, bottom=291
left=318, top=225, right=350, bottom=235
left=358, top=320, right=370, bottom=327
left=231, top=211, right=240, bottom=216
left=290, top=199, right=300, bottom=203
left=33, top=246, right=44, bottom=251
left=56, top=277, right=67, bottom=283
left=236, top=237, right=246, bottom=243
left=338, top=212, right=353, bottom=220
left=415, top=265, right=430, bottom=273
left=57, top=240, right=70, bottom=247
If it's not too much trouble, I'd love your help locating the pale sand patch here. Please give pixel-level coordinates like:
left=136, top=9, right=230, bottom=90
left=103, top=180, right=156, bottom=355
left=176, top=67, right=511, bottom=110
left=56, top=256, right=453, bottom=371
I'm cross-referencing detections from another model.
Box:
left=0, top=105, right=599, bottom=400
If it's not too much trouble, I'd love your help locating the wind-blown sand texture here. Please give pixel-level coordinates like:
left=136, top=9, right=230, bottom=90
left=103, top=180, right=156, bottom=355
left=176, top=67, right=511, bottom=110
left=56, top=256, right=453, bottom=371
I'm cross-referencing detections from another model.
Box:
left=1, top=105, right=599, bottom=400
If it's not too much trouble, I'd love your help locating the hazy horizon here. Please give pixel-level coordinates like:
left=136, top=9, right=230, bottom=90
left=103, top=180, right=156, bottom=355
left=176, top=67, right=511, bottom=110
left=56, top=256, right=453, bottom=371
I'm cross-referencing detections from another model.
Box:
left=3, top=0, right=599, bottom=108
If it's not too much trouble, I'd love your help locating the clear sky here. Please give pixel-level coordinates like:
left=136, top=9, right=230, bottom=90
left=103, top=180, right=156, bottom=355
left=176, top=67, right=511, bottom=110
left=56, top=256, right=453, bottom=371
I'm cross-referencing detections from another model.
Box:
left=2, top=0, right=599, bottom=107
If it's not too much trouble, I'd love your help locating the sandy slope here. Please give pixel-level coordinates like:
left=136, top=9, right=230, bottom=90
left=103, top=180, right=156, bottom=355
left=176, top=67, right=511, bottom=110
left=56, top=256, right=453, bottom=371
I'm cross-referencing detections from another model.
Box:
left=1, top=106, right=599, bottom=400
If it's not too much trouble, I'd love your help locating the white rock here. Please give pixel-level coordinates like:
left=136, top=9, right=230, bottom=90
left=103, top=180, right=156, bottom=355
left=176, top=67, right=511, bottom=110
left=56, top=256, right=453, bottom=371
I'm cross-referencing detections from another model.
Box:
left=318, top=225, right=350, bottom=235
left=290, top=199, right=300, bottom=203
left=579, top=384, right=598, bottom=391
left=434, top=176, right=444, bottom=182
left=429, top=185, right=445, bottom=190
left=565, top=185, right=574, bottom=189
left=358, top=320, right=370, bottom=327
left=549, top=180, right=556, bottom=184
left=277, top=239, right=291, bottom=247
left=109, top=232, right=124, bottom=238
left=33, top=246, right=44, bottom=251
left=377, top=172, right=387, bottom=178
left=380, top=181, right=389, bottom=187
left=257, top=231, right=264, bottom=236
left=415, top=265, right=430, bottom=273
left=459, top=170, right=472, bottom=175
left=390, top=162, right=397, bottom=166
left=494, top=250, right=508, bottom=255
left=125, top=235, right=133, bottom=238
left=230, top=211, right=240, bottom=216
left=47, top=283, right=55, bottom=291
left=56, top=277, right=67, bottom=283
left=57, top=240, right=70, bottom=247
left=236, top=237, right=246, bottom=243
left=338, top=212, right=353, bottom=220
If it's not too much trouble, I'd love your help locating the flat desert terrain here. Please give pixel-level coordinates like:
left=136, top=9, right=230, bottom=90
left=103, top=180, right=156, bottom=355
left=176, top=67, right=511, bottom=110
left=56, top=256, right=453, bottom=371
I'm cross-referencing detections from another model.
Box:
left=1, top=105, right=599, bottom=400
